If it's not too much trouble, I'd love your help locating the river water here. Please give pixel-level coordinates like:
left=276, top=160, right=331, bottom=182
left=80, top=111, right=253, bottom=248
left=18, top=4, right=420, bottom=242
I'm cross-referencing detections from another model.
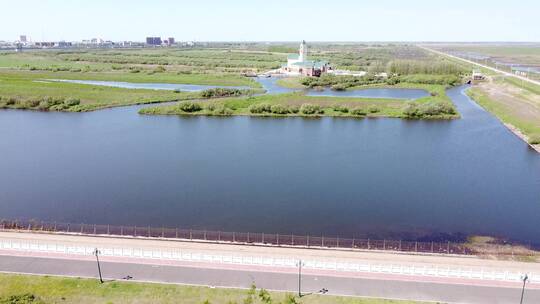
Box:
left=1, top=80, right=539, bottom=245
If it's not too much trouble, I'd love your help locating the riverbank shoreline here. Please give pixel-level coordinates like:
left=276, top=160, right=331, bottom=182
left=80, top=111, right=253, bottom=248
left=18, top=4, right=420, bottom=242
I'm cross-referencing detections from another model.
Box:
left=465, top=87, right=540, bottom=153
left=2, top=220, right=539, bottom=260
left=503, top=122, right=540, bottom=153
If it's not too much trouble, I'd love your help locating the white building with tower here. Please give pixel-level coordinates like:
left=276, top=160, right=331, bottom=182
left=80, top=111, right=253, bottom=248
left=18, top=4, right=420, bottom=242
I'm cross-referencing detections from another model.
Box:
left=281, top=40, right=331, bottom=77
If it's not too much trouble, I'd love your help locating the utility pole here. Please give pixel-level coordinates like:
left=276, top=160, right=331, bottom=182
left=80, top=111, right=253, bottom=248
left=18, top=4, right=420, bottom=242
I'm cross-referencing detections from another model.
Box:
left=93, top=248, right=103, bottom=283
left=520, top=274, right=528, bottom=304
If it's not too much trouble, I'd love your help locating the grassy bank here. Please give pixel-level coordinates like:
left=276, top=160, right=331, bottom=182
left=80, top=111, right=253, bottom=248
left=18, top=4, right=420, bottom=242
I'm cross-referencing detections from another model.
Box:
left=0, top=69, right=260, bottom=88
left=140, top=84, right=458, bottom=120
left=0, top=72, right=199, bottom=112
left=467, top=86, right=540, bottom=145
left=0, top=273, right=420, bottom=304
left=0, top=71, right=259, bottom=112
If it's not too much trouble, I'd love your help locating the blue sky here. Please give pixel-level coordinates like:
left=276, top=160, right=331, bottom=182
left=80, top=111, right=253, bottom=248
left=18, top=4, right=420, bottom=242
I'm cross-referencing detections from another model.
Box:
left=1, top=0, right=538, bottom=42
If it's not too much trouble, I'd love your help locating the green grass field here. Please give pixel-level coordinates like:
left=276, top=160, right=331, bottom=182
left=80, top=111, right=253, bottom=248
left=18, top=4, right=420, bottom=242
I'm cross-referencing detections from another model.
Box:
left=0, top=273, right=421, bottom=304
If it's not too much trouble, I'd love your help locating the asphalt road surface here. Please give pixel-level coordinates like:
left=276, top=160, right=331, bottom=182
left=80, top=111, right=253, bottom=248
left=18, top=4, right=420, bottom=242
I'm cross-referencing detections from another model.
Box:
left=1, top=255, right=539, bottom=304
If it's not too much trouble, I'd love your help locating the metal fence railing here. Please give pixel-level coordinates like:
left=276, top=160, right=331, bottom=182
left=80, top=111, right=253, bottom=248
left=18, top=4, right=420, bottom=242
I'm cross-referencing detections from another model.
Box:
left=0, top=219, right=486, bottom=256
left=0, top=220, right=474, bottom=254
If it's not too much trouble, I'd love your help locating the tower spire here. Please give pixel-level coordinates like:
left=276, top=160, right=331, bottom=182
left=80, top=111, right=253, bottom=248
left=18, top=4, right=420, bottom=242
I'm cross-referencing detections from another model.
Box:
left=299, top=40, right=307, bottom=62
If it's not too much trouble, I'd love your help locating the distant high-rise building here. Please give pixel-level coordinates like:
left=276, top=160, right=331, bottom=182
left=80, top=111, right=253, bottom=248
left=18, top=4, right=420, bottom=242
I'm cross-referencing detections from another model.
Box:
left=15, top=42, right=23, bottom=52
left=19, top=35, right=27, bottom=43
left=146, top=37, right=162, bottom=45
left=57, top=41, right=72, bottom=48
left=167, top=37, right=175, bottom=45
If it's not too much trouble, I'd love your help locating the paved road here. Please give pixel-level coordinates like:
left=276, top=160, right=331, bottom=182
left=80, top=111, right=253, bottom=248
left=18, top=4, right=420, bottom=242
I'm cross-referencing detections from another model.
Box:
left=1, top=255, right=539, bottom=304
left=418, top=45, right=540, bottom=87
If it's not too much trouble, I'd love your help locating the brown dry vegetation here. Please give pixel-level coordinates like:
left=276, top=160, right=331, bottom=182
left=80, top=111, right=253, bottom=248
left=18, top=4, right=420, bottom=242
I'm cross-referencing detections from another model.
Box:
left=466, top=236, right=540, bottom=262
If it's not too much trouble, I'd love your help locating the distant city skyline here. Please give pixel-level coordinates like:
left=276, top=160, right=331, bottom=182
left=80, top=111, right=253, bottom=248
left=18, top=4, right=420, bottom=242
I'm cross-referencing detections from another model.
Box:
left=0, top=0, right=539, bottom=42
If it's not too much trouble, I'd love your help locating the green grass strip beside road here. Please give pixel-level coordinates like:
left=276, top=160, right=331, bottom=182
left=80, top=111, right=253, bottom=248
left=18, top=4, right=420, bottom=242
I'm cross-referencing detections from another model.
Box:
left=0, top=273, right=421, bottom=304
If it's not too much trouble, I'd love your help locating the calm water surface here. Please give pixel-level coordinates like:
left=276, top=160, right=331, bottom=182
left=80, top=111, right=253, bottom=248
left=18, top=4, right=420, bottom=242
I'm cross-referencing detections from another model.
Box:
left=1, top=84, right=540, bottom=245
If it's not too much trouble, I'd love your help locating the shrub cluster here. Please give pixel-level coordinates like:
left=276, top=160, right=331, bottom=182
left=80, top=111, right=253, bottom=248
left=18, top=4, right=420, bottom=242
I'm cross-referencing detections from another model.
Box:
left=270, top=104, right=289, bottom=114
left=248, top=103, right=272, bottom=114
left=201, top=88, right=246, bottom=98
left=403, top=101, right=457, bottom=118
left=300, top=104, right=324, bottom=115
left=247, top=103, right=293, bottom=115
left=58, top=51, right=282, bottom=70
left=0, top=293, right=41, bottom=304
left=301, top=74, right=386, bottom=90
left=247, top=103, right=327, bottom=115
left=397, top=74, right=462, bottom=86
left=0, top=96, right=81, bottom=111
left=20, top=63, right=94, bottom=73
left=368, top=105, right=380, bottom=113
left=209, top=104, right=233, bottom=115
left=350, top=107, right=367, bottom=116
left=300, top=71, right=462, bottom=90
left=528, top=134, right=540, bottom=145
left=332, top=104, right=349, bottom=113
left=201, top=103, right=233, bottom=115
left=387, top=60, right=466, bottom=75
left=178, top=101, right=202, bottom=112
left=154, top=65, right=166, bottom=73
left=64, top=98, right=81, bottom=107
left=331, top=84, right=348, bottom=91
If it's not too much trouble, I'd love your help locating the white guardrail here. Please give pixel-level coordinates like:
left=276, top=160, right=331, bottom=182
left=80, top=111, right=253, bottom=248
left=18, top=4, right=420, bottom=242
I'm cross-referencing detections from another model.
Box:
left=0, top=238, right=536, bottom=284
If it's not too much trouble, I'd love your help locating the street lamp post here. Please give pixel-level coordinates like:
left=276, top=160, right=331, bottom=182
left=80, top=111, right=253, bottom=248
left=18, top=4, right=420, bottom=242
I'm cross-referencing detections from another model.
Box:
left=520, top=274, right=528, bottom=304
left=296, top=259, right=328, bottom=298
left=297, top=259, right=303, bottom=297
left=93, top=248, right=103, bottom=284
